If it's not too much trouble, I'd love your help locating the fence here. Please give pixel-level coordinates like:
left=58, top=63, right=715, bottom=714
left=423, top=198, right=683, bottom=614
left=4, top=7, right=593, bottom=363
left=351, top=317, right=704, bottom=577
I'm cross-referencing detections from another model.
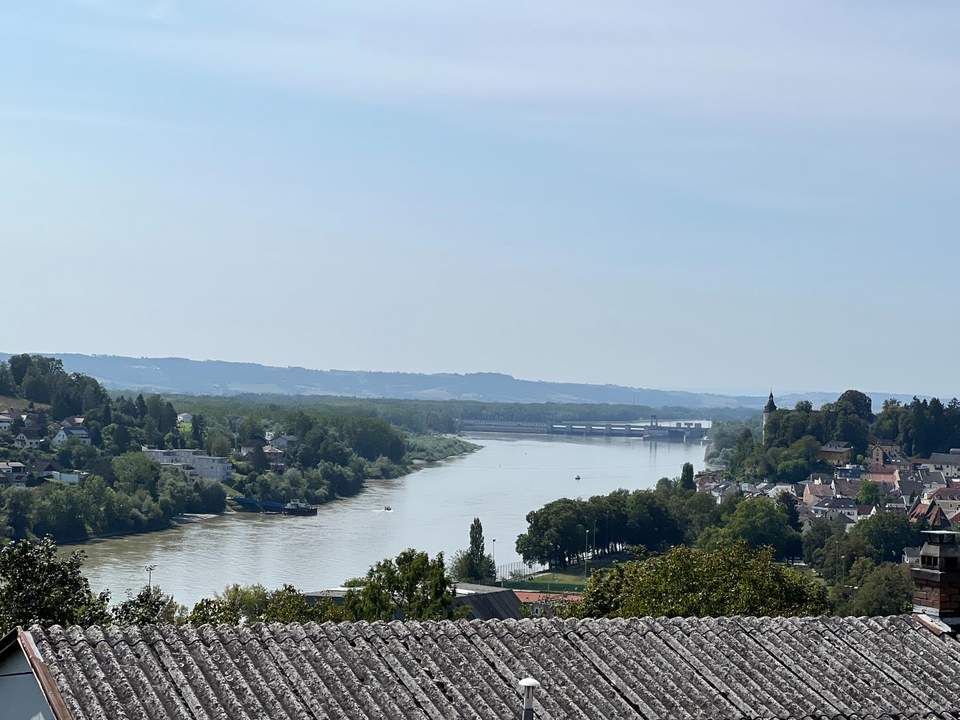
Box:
left=494, top=560, right=547, bottom=583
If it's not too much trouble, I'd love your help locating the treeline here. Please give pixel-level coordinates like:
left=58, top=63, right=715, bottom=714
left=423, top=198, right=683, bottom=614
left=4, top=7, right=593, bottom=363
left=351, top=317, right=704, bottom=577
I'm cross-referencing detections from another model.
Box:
left=0, top=354, right=469, bottom=542
left=711, top=390, right=960, bottom=483
left=515, top=474, right=802, bottom=568
left=517, top=466, right=921, bottom=615
left=168, top=393, right=754, bottom=435
left=0, top=538, right=463, bottom=633
left=1, top=453, right=226, bottom=542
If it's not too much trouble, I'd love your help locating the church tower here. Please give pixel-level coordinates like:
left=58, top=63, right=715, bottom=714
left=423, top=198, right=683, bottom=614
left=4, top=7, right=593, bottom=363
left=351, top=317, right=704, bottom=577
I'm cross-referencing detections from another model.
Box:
left=762, top=391, right=777, bottom=444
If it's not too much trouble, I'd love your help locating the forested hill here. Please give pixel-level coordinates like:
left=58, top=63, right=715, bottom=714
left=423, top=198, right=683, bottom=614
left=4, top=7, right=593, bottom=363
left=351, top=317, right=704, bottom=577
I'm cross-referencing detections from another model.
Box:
left=0, top=353, right=918, bottom=409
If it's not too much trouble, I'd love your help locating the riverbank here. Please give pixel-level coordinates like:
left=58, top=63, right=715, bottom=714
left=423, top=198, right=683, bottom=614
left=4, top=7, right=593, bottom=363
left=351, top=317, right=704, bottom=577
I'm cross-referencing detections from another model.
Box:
left=78, top=434, right=705, bottom=607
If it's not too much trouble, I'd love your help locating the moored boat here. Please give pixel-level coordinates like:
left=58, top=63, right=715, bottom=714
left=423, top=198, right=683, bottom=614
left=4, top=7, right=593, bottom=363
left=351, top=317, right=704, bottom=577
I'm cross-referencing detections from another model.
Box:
left=282, top=499, right=318, bottom=516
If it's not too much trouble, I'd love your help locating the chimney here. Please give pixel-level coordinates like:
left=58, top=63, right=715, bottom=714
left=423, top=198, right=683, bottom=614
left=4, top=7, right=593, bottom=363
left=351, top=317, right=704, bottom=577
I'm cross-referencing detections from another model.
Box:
left=518, top=677, right=540, bottom=720
left=912, top=530, right=960, bottom=631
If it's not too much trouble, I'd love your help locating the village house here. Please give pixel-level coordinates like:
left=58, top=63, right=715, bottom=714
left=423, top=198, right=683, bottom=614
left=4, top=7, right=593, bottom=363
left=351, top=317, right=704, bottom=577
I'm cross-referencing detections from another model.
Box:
left=708, top=480, right=738, bottom=504
left=812, top=495, right=858, bottom=523
left=51, top=426, right=91, bottom=447
left=920, top=449, right=960, bottom=479
left=0, top=461, right=28, bottom=486
left=927, top=486, right=960, bottom=517
left=817, top=440, right=853, bottom=466
left=0, top=412, right=13, bottom=432
left=6, top=533, right=960, bottom=720
left=802, top=481, right=834, bottom=506
left=270, top=433, right=298, bottom=449
left=141, top=447, right=233, bottom=482
left=13, top=427, right=44, bottom=449
left=50, top=469, right=85, bottom=485
left=60, top=416, right=85, bottom=428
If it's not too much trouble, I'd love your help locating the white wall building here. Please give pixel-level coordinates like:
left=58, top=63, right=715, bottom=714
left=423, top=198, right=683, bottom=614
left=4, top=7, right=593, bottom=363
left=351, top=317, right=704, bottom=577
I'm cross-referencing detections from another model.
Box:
left=141, top=447, right=232, bottom=482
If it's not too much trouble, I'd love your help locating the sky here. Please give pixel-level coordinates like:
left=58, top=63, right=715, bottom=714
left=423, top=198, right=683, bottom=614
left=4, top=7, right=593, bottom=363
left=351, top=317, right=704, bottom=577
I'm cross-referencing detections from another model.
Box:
left=2, top=1, right=959, bottom=397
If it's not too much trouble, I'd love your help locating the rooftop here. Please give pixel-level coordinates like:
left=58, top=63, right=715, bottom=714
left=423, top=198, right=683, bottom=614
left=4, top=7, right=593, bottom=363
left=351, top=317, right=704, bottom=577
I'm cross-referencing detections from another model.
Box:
left=22, top=616, right=960, bottom=720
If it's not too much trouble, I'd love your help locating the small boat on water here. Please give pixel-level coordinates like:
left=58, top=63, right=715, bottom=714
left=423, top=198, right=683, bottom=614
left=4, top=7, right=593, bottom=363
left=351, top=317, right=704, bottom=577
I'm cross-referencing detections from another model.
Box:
left=575, top=475, right=581, bottom=481
left=282, top=499, right=318, bottom=516
left=384, top=505, right=393, bottom=512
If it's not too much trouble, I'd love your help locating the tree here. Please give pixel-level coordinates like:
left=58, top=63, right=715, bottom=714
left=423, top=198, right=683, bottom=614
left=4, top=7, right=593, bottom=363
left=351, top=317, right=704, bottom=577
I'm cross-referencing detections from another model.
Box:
left=451, top=518, right=496, bottom=584
left=847, top=563, right=913, bottom=616
left=190, top=413, right=206, bottom=446
left=112, top=452, right=161, bottom=497
left=206, top=431, right=233, bottom=457
left=700, top=497, right=801, bottom=560
left=775, top=492, right=801, bottom=532
left=576, top=543, right=828, bottom=618
left=0, top=362, right=14, bottom=396
left=187, top=597, right=241, bottom=625
left=250, top=444, right=269, bottom=474
left=113, top=585, right=184, bottom=625
left=679, top=463, right=695, bottom=491
left=344, top=549, right=460, bottom=621
left=856, top=480, right=884, bottom=507
left=849, top=512, right=921, bottom=564
left=0, top=536, right=111, bottom=632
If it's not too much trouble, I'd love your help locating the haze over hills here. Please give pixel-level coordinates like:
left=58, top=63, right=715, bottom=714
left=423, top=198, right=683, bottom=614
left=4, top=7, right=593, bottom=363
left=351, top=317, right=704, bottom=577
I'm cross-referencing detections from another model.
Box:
left=0, top=352, right=922, bottom=410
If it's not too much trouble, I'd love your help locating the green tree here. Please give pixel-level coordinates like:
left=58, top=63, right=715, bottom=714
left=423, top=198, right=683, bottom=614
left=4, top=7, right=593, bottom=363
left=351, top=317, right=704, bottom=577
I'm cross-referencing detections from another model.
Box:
left=113, top=585, right=184, bottom=625
left=679, top=462, right=695, bottom=491
left=450, top=518, right=496, bottom=583
left=700, top=497, right=801, bottom=560
left=577, top=543, right=828, bottom=618
left=344, top=549, right=460, bottom=621
left=775, top=492, right=801, bottom=532
left=187, top=597, right=241, bottom=625
left=850, top=512, right=921, bottom=564
left=112, top=452, right=161, bottom=497
left=856, top=480, right=884, bottom=507
left=848, top=563, right=913, bottom=616
left=0, top=536, right=111, bottom=631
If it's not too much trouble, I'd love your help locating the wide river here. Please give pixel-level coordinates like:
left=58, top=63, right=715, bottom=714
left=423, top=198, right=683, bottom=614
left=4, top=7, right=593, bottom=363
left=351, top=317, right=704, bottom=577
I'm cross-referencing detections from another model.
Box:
left=80, top=433, right=706, bottom=607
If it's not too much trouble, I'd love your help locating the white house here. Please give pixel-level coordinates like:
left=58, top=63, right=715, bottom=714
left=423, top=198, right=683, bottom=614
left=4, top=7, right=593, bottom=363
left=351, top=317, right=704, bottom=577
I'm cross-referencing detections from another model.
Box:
left=52, top=426, right=91, bottom=447
left=0, top=413, right=13, bottom=432
left=920, top=450, right=960, bottom=479
left=141, top=447, right=232, bottom=483
left=13, top=429, right=43, bottom=449
left=51, top=470, right=85, bottom=485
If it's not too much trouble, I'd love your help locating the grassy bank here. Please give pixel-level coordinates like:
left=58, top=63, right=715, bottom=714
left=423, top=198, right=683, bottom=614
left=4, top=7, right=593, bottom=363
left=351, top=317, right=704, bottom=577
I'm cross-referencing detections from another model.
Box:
left=404, top=434, right=481, bottom=463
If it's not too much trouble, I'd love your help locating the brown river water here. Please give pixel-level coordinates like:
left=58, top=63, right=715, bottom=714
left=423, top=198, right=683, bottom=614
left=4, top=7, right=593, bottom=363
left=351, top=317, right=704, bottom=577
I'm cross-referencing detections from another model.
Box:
left=78, top=433, right=707, bottom=607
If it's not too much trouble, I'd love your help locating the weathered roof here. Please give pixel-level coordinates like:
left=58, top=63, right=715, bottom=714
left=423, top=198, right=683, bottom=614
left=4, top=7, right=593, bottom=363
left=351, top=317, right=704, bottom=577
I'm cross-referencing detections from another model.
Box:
left=927, top=452, right=960, bottom=465
left=452, top=584, right=522, bottom=620
left=820, top=441, right=852, bottom=452
left=26, top=616, right=960, bottom=720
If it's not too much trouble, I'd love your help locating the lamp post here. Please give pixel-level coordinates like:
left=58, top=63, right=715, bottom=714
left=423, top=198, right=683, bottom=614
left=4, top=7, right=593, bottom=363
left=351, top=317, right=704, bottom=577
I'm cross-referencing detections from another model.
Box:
left=145, top=564, right=157, bottom=590
left=492, top=539, right=497, bottom=583
left=585, top=529, right=590, bottom=577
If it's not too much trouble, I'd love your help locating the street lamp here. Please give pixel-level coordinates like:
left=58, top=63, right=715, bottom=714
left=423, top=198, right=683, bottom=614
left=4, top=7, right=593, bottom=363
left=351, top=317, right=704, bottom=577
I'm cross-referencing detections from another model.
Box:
left=585, top=529, right=590, bottom=576
left=491, top=539, right=497, bottom=583
left=145, top=564, right=157, bottom=590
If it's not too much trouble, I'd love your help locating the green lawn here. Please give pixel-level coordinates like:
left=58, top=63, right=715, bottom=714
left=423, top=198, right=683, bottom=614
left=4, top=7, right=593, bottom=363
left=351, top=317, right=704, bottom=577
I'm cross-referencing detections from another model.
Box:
left=525, top=553, right=632, bottom=588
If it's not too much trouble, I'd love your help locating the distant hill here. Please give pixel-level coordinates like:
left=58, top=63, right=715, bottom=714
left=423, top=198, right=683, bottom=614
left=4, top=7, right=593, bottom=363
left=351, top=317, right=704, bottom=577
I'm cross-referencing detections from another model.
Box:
left=0, top=353, right=921, bottom=410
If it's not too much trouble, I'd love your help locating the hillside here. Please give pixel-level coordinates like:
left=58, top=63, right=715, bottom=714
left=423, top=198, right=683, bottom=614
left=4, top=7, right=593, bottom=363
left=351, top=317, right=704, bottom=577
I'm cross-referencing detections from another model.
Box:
left=0, top=353, right=920, bottom=410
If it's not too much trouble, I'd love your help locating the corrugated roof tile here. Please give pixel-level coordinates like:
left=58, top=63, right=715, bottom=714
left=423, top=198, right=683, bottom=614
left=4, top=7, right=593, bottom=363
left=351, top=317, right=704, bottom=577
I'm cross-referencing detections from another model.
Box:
left=26, top=617, right=960, bottom=720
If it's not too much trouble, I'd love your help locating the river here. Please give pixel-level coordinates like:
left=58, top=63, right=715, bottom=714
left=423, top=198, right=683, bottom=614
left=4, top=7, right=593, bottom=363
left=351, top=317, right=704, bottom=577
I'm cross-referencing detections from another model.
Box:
left=79, top=433, right=707, bottom=607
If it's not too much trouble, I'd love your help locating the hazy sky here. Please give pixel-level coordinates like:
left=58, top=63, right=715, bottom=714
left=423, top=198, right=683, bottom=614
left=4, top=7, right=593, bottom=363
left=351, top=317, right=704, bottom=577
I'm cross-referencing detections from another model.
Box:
left=3, top=2, right=959, bottom=396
